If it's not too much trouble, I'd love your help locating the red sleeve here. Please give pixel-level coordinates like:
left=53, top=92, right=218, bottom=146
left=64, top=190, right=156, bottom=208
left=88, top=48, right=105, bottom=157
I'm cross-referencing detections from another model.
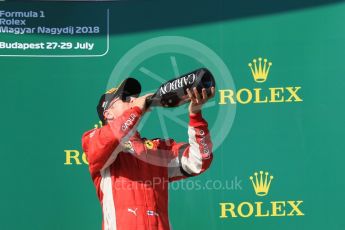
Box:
left=168, top=111, right=213, bottom=182
left=81, top=106, right=142, bottom=176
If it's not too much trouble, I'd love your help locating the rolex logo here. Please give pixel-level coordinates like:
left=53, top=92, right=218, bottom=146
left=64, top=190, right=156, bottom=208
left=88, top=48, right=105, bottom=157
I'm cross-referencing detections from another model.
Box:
left=219, top=170, right=305, bottom=219
left=249, top=171, right=273, bottom=197
left=218, top=56, right=303, bottom=105
left=248, top=57, right=272, bottom=83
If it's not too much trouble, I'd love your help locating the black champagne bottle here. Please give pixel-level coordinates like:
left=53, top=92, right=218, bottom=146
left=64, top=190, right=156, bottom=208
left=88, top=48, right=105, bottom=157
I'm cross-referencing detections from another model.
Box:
left=145, top=68, right=215, bottom=108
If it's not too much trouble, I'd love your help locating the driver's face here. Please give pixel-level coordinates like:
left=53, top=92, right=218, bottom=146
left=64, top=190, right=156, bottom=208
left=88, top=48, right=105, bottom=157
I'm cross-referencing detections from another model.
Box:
left=104, top=96, right=136, bottom=120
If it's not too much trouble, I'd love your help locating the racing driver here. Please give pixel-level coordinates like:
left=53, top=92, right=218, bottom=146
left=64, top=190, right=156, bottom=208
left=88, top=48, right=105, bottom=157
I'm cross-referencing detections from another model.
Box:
left=82, top=77, right=215, bottom=230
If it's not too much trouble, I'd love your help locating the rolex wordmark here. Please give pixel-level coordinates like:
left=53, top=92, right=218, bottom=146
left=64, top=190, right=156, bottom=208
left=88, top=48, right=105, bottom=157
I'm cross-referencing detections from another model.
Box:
left=220, top=200, right=304, bottom=218
left=0, top=18, right=26, bottom=26
left=218, top=86, right=303, bottom=105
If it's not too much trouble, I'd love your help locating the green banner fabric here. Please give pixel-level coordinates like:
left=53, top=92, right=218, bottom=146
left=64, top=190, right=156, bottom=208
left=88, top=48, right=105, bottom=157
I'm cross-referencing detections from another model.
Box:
left=1, top=1, right=344, bottom=229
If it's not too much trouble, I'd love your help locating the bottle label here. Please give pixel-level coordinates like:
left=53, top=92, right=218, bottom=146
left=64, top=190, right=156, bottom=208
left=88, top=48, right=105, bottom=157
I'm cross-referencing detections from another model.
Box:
left=159, top=73, right=196, bottom=96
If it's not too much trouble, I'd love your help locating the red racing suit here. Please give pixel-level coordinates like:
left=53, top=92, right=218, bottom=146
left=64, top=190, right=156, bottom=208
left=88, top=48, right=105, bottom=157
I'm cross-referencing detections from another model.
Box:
left=82, top=106, right=213, bottom=230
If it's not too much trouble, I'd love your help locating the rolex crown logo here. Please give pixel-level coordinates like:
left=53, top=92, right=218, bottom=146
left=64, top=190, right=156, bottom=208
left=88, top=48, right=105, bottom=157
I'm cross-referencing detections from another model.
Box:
left=249, top=171, right=274, bottom=196
left=248, top=57, right=272, bottom=83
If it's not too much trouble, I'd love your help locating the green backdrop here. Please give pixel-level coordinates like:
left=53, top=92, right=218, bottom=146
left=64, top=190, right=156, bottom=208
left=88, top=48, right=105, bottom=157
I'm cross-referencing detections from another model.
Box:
left=1, top=1, right=344, bottom=229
